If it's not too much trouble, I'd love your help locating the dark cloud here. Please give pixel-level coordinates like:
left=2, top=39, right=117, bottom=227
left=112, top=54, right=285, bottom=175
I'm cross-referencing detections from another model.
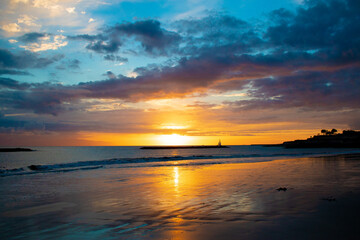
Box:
left=0, top=48, right=64, bottom=69
left=86, top=39, right=121, bottom=53
left=265, top=0, right=360, bottom=64
left=0, top=117, right=45, bottom=133
left=0, top=53, right=358, bottom=116
left=0, top=109, right=165, bottom=134
left=175, top=14, right=246, bottom=35
left=186, top=101, right=218, bottom=109
left=18, top=32, right=47, bottom=43
left=67, top=34, right=119, bottom=53
left=226, top=67, right=360, bottom=110
left=77, top=53, right=244, bottom=101
left=0, top=116, right=97, bottom=133
left=0, top=86, right=80, bottom=115
left=113, top=20, right=181, bottom=55
left=0, top=69, right=31, bottom=75
left=0, top=54, right=234, bottom=115
left=103, top=54, right=128, bottom=62
left=104, top=70, right=117, bottom=79
left=0, top=77, right=31, bottom=90
left=68, top=59, right=80, bottom=69
left=67, top=34, right=105, bottom=42
left=68, top=20, right=181, bottom=55
left=56, top=59, right=81, bottom=70
left=173, top=13, right=262, bottom=57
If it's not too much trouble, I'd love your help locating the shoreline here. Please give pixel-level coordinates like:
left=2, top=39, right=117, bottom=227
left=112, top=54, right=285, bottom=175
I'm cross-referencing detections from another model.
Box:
left=2, top=151, right=360, bottom=178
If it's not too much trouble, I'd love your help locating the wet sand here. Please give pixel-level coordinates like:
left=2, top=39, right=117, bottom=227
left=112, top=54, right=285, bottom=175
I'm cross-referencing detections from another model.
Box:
left=1, top=154, right=360, bottom=239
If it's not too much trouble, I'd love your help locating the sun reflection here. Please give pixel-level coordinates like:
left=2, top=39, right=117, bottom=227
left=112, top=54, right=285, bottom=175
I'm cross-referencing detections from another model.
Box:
left=170, top=150, right=179, bottom=156
left=174, top=166, right=179, bottom=188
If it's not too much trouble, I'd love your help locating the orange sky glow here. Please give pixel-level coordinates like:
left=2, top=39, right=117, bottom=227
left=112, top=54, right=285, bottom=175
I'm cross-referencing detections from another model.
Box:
left=0, top=96, right=353, bottom=146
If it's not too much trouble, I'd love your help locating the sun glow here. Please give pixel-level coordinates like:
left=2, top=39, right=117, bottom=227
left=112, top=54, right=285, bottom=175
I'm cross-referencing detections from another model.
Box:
left=157, top=134, right=191, bottom=145
left=161, top=125, right=187, bottom=130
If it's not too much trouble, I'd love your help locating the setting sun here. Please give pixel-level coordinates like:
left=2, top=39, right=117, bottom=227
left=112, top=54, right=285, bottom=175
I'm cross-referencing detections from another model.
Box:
left=157, top=134, right=191, bottom=145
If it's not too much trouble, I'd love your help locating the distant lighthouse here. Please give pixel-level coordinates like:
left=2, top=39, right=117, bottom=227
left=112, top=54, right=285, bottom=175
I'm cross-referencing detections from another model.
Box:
left=218, top=139, right=222, bottom=147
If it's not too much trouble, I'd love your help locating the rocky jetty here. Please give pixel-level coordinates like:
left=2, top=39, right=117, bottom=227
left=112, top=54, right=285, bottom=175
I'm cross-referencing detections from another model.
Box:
left=0, top=148, right=34, bottom=152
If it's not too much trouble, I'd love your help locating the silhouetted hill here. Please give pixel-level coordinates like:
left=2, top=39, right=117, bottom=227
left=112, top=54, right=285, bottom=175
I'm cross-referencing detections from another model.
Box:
left=281, top=130, right=360, bottom=148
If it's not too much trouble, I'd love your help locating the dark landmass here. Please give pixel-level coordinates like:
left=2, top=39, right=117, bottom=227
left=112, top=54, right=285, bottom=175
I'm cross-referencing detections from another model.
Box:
left=267, top=130, right=360, bottom=148
left=0, top=148, right=34, bottom=152
left=140, top=145, right=229, bottom=149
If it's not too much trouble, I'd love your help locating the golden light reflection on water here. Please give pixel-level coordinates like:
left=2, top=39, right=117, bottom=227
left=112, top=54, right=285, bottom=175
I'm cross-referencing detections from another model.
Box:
left=173, top=166, right=179, bottom=188
left=61, top=158, right=353, bottom=239
left=170, top=150, right=180, bottom=156
left=88, top=162, right=298, bottom=237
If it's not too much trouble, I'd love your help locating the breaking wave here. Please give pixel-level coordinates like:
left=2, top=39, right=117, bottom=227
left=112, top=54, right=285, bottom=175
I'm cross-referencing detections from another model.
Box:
left=0, top=150, right=349, bottom=177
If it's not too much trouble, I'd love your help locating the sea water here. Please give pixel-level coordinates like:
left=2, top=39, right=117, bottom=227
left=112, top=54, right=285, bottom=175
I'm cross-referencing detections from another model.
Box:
left=1, top=145, right=360, bottom=177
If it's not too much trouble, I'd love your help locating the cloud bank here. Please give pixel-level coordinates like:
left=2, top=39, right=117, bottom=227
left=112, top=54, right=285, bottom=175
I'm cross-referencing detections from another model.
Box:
left=0, top=0, right=359, bottom=136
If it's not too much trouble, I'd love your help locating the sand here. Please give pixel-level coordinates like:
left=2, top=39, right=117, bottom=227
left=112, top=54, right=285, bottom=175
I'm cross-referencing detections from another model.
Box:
left=1, top=154, right=360, bottom=239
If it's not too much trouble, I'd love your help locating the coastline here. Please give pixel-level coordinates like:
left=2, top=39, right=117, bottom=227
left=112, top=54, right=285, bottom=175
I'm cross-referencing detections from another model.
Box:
left=2, top=147, right=360, bottom=178
left=1, top=152, right=360, bottom=239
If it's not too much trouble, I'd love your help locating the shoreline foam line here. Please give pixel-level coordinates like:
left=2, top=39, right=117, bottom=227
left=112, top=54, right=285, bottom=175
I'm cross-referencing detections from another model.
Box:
left=2, top=151, right=360, bottom=177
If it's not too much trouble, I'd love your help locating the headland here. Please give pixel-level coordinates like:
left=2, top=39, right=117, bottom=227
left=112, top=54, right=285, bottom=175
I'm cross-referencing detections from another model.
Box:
left=264, top=129, right=360, bottom=148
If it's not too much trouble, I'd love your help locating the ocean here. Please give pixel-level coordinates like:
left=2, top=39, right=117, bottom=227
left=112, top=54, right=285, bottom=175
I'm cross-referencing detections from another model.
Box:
left=1, top=145, right=360, bottom=177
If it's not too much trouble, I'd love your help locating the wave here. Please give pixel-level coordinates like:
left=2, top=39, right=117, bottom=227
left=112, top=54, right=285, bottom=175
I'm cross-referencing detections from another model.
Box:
left=0, top=151, right=355, bottom=177
left=0, top=167, right=24, bottom=174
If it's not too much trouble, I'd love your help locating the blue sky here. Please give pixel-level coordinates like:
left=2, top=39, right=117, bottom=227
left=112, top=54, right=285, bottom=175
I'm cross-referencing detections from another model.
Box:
left=0, top=0, right=302, bottom=86
left=0, top=0, right=359, bottom=146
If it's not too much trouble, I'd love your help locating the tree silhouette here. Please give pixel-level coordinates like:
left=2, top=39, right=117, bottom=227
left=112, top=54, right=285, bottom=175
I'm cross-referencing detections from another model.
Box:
left=320, top=129, right=339, bottom=135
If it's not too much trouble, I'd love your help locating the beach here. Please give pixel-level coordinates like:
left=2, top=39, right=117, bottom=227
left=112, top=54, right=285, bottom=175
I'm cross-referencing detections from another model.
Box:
left=1, top=152, right=360, bottom=239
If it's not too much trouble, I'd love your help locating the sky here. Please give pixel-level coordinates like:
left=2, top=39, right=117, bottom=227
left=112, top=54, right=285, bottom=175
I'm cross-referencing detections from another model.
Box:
left=0, top=0, right=359, bottom=146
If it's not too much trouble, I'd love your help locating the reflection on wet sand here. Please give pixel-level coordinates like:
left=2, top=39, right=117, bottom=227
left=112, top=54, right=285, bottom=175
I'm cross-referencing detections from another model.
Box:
left=1, top=155, right=360, bottom=239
